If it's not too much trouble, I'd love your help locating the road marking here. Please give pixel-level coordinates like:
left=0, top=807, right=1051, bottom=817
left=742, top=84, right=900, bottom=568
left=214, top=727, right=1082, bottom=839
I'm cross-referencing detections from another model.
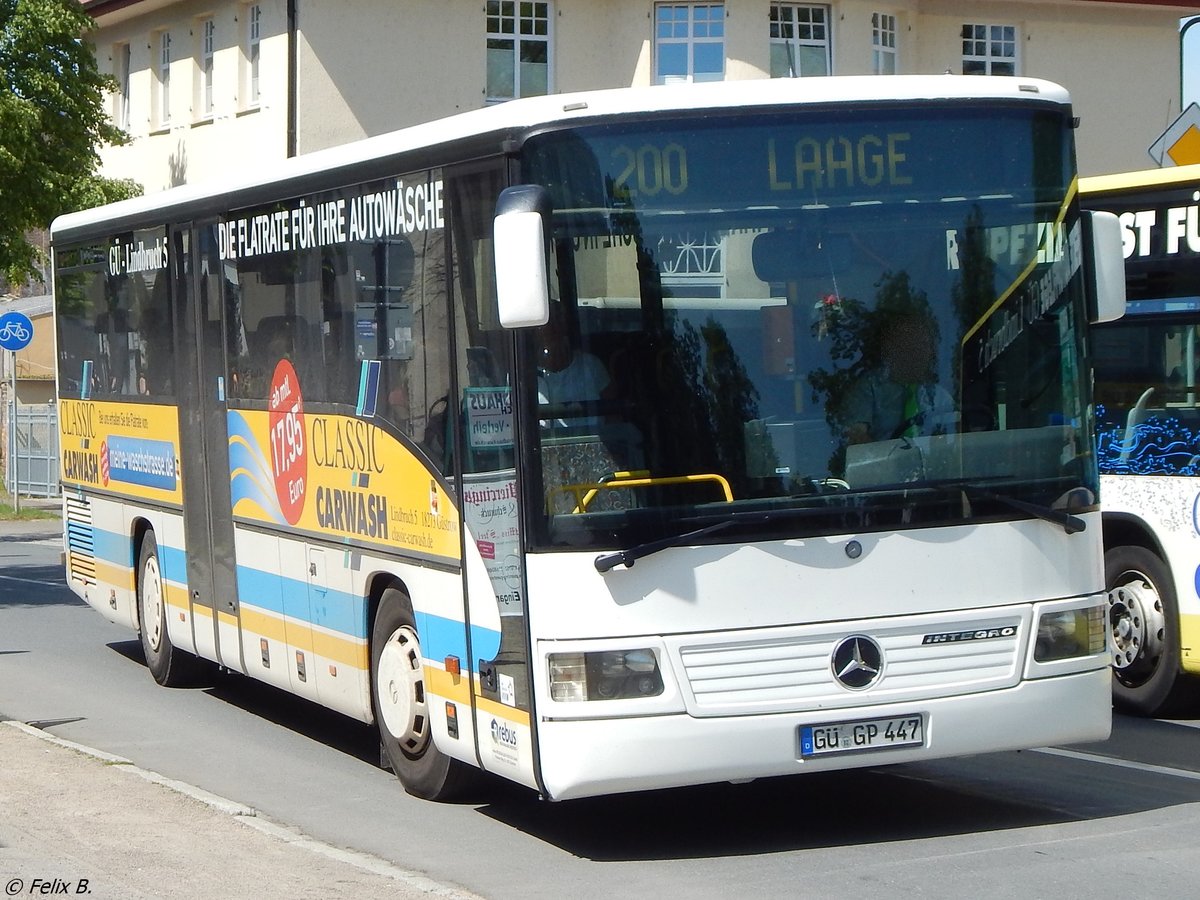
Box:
left=1035, top=746, right=1200, bottom=782
left=1162, top=718, right=1200, bottom=730
left=0, top=572, right=63, bottom=588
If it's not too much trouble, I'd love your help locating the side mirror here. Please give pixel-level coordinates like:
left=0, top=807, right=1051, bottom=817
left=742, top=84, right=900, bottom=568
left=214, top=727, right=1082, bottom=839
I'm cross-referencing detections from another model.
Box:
left=494, top=184, right=552, bottom=328
left=1083, top=210, right=1126, bottom=324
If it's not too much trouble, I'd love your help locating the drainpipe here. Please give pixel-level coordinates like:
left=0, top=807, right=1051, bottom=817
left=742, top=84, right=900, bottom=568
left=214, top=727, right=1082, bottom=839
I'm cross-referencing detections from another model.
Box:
left=287, top=0, right=297, bottom=158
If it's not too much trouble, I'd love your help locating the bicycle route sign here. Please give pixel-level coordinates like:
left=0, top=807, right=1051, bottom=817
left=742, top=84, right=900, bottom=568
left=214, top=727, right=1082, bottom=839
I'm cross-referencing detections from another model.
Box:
left=0, top=311, right=33, bottom=351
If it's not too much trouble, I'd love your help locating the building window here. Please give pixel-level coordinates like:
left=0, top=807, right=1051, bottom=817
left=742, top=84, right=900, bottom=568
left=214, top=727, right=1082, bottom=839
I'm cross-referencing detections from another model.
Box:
left=244, top=3, right=261, bottom=107
left=198, top=17, right=215, bottom=118
left=962, top=23, right=1017, bottom=76
left=154, top=30, right=171, bottom=127
left=655, top=3, right=724, bottom=85
left=113, top=43, right=131, bottom=130
left=486, top=1, right=551, bottom=101
left=769, top=3, right=830, bottom=77
left=872, top=13, right=896, bottom=75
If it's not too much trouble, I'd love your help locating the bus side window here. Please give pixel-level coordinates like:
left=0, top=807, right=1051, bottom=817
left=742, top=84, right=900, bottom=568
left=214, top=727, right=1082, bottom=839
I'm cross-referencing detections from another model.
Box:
left=467, top=345, right=500, bottom=386
left=255, top=314, right=311, bottom=362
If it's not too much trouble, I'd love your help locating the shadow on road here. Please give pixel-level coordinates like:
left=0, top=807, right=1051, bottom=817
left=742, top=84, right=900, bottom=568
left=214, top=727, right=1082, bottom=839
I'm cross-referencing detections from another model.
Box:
left=0, top=565, right=77, bottom=608
left=473, top=765, right=1075, bottom=860
left=108, top=638, right=381, bottom=766
left=100, top=633, right=1200, bottom=863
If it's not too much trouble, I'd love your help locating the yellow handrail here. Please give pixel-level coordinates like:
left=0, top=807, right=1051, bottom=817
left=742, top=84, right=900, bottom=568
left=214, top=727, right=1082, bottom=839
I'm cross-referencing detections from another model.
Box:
left=548, top=470, right=734, bottom=514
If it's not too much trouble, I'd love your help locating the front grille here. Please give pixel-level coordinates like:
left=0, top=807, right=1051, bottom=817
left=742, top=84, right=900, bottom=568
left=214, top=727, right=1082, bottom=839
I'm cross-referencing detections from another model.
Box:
left=676, top=611, right=1025, bottom=716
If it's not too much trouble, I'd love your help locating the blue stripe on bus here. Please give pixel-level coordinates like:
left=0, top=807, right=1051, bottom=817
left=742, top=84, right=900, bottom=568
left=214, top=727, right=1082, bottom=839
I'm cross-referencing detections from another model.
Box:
left=84, top=529, right=501, bottom=661
left=160, top=544, right=187, bottom=584
left=417, top=610, right=502, bottom=663
left=236, top=565, right=367, bottom=639
left=92, top=528, right=134, bottom=569
left=235, top=565, right=501, bottom=659
left=92, top=527, right=186, bottom=582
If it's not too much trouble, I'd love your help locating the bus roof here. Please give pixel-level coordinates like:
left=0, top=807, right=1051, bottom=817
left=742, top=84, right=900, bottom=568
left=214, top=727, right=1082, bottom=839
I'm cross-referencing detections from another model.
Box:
left=53, top=75, right=1070, bottom=241
left=1080, top=163, right=1200, bottom=197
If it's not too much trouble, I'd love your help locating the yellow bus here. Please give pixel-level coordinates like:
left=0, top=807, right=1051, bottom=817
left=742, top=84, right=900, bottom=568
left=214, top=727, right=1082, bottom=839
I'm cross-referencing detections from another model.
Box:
left=1083, top=164, right=1200, bottom=716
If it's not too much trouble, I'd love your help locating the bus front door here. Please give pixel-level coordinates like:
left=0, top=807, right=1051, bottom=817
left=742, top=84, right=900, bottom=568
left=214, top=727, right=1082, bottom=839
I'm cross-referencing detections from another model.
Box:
left=172, top=222, right=242, bottom=671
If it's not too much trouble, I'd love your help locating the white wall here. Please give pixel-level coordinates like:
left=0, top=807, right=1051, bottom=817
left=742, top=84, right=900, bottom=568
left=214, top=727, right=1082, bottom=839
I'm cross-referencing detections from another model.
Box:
left=89, top=0, right=1200, bottom=191
left=93, top=0, right=289, bottom=190
left=912, top=0, right=1189, bottom=175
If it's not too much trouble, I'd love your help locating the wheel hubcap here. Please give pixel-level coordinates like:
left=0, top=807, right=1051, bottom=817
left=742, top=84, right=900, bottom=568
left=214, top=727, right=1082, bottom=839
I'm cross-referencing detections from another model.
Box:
left=142, top=555, right=163, bottom=653
left=1108, top=569, right=1165, bottom=682
left=376, top=625, right=430, bottom=757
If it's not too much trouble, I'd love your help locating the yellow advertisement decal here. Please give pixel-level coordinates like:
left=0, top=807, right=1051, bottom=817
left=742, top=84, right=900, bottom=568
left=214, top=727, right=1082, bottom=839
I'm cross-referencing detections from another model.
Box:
left=59, top=399, right=183, bottom=505
left=227, top=404, right=460, bottom=563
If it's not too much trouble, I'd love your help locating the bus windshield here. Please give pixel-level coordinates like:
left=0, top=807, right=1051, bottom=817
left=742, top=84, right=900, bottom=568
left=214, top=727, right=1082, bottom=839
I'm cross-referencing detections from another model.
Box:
left=520, top=105, right=1095, bottom=551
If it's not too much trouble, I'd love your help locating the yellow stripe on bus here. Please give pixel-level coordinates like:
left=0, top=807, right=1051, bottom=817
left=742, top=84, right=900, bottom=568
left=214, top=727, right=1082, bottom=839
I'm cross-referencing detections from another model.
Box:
left=424, top=666, right=472, bottom=704
left=422, top=667, right=532, bottom=727
left=1080, top=163, right=1200, bottom=196
left=163, top=582, right=190, bottom=615
left=238, top=604, right=368, bottom=670
left=474, top=694, right=531, bottom=727
left=1182, top=613, right=1200, bottom=675
left=311, top=630, right=369, bottom=671
left=93, top=559, right=135, bottom=593
left=962, top=177, right=1078, bottom=347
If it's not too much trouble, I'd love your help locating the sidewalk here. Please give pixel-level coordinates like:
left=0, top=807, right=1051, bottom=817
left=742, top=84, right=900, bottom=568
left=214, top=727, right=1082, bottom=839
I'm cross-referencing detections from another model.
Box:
left=0, top=723, right=480, bottom=900
left=0, top=497, right=63, bottom=542
left=0, top=514, right=483, bottom=900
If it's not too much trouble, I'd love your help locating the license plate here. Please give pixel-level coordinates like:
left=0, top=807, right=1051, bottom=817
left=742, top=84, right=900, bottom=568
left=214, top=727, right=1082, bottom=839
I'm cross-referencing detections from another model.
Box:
left=799, top=714, right=924, bottom=758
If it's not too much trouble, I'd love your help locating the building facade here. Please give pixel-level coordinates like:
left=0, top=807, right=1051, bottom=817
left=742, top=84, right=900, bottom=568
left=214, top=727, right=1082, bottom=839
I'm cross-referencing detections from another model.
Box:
left=84, top=0, right=1200, bottom=190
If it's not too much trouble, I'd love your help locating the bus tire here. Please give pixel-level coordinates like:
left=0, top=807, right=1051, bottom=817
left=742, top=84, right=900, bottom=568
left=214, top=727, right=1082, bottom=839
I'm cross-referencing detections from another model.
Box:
left=371, top=587, right=474, bottom=801
left=1106, top=545, right=1196, bottom=716
left=136, top=532, right=211, bottom=687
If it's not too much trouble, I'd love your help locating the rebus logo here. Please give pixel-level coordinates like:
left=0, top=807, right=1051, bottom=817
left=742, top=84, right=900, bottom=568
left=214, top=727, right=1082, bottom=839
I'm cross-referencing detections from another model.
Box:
left=490, top=719, right=518, bottom=748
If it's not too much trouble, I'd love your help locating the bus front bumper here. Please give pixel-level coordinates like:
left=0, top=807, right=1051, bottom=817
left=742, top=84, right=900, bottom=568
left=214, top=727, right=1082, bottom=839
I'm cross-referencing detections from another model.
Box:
left=534, top=667, right=1111, bottom=801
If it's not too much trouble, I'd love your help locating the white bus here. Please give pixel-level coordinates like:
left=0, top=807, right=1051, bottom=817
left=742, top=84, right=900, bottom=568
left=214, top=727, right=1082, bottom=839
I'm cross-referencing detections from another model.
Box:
left=1083, top=165, right=1200, bottom=716
left=53, top=76, right=1121, bottom=801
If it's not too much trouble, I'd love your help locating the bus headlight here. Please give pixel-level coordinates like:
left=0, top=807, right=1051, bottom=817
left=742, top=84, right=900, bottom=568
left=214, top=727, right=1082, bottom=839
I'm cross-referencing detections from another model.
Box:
left=1034, top=603, right=1106, bottom=662
left=548, top=649, right=664, bottom=701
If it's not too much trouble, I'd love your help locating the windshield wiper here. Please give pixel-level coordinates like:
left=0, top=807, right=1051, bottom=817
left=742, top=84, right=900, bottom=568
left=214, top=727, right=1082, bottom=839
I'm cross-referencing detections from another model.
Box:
left=593, top=482, right=1086, bottom=575
left=594, top=519, right=739, bottom=573
left=968, top=488, right=1085, bottom=534
left=593, top=506, right=849, bottom=574
left=917, top=478, right=1086, bottom=535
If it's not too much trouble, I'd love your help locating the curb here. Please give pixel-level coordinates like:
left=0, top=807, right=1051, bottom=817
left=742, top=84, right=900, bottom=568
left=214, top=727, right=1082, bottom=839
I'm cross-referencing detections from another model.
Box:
left=1, top=720, right=483, bottom=899
left=3, top=719, right=257, bottom=817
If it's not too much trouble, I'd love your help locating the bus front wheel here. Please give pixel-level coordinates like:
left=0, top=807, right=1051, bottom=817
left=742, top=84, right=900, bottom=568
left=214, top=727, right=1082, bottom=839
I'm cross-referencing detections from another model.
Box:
left=136, top=532, right=210, bottom=687
left=371, top=588, right=474, bottom=800
left=1106, top=545, right=1194, bottom=717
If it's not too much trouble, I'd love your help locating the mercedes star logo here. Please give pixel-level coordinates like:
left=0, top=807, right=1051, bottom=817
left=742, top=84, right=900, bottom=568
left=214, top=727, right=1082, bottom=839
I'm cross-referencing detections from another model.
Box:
left=831, top=635, right=884, bottom=690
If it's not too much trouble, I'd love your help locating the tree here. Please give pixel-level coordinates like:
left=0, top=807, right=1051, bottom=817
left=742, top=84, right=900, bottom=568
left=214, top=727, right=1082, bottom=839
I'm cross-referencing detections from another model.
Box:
left=0, top=0, right=141, bottom=285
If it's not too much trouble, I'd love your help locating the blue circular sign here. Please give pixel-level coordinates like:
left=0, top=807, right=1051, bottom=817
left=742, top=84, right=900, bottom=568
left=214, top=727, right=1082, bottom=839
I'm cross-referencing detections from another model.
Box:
left=0, top=311, right=33, bottom=352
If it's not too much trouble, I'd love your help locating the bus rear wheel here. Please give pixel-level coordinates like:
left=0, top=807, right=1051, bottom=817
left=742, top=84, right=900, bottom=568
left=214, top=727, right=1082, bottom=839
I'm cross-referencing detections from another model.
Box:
left=136, top=532, right=211, bottom=687
left=371, top=587, right=474, bottom=800
left=1106, top=545, right=1195, bottom=717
